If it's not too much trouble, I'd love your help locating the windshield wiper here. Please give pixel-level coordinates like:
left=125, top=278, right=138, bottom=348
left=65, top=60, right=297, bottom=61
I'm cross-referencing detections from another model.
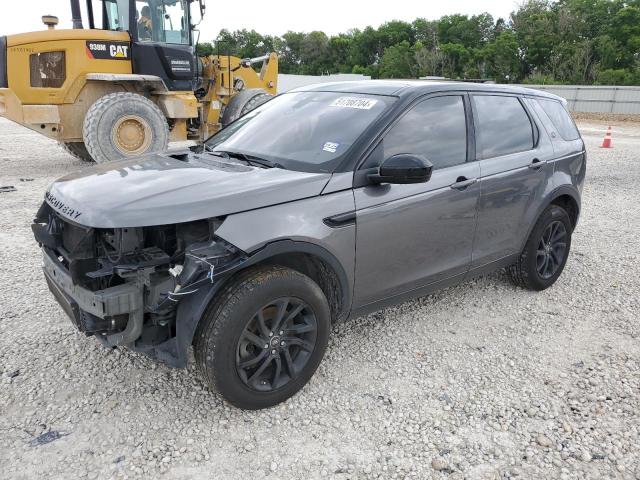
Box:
left=210, top=149, right=284, bottom=169
left=203, top=144, right=223, bottom=155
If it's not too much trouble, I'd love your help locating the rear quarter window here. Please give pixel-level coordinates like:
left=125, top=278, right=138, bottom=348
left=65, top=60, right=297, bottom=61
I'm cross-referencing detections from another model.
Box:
left=536, top=98, right=580, bottom=141
left=472, top=95, right=534, bottom=159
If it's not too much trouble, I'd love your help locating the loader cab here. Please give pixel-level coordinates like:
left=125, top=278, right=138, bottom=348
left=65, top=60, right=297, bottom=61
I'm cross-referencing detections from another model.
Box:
left=88, top=0, right=198, bottom=90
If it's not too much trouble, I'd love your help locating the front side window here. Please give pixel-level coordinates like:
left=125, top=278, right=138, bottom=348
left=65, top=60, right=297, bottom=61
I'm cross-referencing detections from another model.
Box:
left=375, top=95, right=468, bottom=170
left=136, top=0, right=190, bottom=44
left=473, top=95, right=534, bottom=159
left=205, top=92, right=394, bottom=173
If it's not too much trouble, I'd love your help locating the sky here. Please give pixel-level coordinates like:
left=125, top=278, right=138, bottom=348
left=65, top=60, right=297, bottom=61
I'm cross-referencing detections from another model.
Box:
left=0, top=1, right=520, bottom=39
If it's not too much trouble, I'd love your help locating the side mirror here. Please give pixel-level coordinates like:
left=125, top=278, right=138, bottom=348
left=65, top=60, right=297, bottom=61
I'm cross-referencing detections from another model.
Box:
left=368, top=154, right=433, bottom=185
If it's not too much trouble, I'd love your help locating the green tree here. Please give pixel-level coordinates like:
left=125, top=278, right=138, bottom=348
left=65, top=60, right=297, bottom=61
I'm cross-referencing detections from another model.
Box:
left=412, top=18, right=438, bottom=49
left=440, top=43, right=469, bottom=78
left=279, top=31, right=305, bottom=73
left=483, top=31, right=521, bottom=82
left=206, top=0, right=640, bottom=86
left=511, top=0, right=557, bottom=76
left=379, top=41, right=417, bottom=78
left=596, top=68, right=633, bottom=85
left=378, top=20, right=415, bottom=48
left=415, top=44, right=444, bottom=77
left=300, top=31, right=331, bottom=75
left=196, top=42, right=213, bottom=57
left=349, top=27, right=382, bottom=67
left=328, top=34, right=354, bottom=73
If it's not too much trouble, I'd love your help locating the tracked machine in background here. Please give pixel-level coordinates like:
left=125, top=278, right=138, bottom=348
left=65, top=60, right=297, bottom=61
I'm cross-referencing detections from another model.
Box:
left=0, top=0, right=277, bottom=162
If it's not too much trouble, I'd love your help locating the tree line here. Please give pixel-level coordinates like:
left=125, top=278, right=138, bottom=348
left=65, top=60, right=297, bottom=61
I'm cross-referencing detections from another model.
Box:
left=197, top=0, right=640, bottom=85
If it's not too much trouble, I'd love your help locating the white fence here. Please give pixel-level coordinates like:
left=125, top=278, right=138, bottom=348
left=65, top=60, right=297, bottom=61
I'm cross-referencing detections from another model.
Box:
left=520, top=85, right=640, bottom=114
left=277, top=74, right=370, bottom=93
left=277, top=75, right=640, bottom=114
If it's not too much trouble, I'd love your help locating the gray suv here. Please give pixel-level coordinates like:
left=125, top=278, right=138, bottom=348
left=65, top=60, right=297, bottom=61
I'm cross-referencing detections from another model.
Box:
left=33, top=81, right=585, bottom=409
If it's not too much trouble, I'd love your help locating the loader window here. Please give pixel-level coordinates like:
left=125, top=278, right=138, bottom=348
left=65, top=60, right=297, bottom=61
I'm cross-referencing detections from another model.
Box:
left=136, top=0, right=190, bottom=44
left=102, top=0, right=130, bottom=31
left=30, top=52, right=66, bottom=88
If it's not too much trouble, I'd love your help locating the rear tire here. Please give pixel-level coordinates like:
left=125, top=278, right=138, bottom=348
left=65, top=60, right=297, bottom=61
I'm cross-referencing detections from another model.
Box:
left=221, top=88, right=273, bottom=126
left=194, top=266, right=331, bottom=409
left=83, top=92, right=169, bottom=163
left=59, top=141, right=93, bottom=162
left=509, top=204, right=572, bottom=291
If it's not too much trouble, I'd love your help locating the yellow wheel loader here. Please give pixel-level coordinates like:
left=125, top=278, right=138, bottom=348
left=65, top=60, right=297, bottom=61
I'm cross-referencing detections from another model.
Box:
left=0, top=0, right=278, bottom=162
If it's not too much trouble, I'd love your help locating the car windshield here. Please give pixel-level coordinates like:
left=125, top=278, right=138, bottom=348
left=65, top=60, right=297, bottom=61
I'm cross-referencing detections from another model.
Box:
left=204, top=91, right=395, bottom=173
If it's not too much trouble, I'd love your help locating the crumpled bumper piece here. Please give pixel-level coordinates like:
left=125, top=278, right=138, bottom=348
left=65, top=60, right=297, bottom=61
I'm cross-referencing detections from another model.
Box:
left=42, top=247, right=144, bottom=346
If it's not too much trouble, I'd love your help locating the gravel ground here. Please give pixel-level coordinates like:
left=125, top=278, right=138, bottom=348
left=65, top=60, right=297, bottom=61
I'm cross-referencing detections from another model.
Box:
left=0, top=118, right=638, bottom=480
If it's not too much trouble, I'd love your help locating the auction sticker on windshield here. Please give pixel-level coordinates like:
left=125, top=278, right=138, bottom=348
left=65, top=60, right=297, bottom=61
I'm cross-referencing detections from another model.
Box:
left=330, top=97, right=378, bottom=110
left=323, top=142, right=339, bottom=153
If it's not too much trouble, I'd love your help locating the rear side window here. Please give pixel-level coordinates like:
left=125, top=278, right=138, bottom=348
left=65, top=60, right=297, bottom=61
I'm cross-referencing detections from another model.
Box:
left=473, top=95, right=534, bottom=159
left=381, top=95, right=467, bottom=170
left=536, top=98, right=580, bottom=140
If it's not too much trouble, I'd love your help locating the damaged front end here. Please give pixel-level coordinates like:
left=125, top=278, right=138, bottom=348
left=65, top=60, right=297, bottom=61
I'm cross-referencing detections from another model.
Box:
left=32, top=201, right=246, bottom=365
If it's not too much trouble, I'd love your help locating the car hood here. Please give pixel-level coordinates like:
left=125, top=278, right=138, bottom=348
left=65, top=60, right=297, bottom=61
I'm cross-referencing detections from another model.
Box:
left=45, top=153, right=332, bottom=228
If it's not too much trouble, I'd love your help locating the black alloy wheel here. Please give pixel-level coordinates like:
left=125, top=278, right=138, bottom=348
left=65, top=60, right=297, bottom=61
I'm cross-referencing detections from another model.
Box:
left=194, top=266, right=331, bottom=409
left=509, top=204, right=573, bottom=291
left=236, top=297, right=318, bottom=392
left=536, top=220, right=568, bottom=279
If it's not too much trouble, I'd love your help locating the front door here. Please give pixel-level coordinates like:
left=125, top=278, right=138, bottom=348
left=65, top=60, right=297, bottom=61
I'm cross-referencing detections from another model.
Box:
left=353, top=94, right=480, bottom=308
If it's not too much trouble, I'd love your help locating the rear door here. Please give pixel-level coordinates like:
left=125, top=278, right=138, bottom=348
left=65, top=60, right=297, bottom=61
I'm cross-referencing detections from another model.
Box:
left=471, top=94, right=555, bottom=267
left=352, top=94, right=480, bottom=307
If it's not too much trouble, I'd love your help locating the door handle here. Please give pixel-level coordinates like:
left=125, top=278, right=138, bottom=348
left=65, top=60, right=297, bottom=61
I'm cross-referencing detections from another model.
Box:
left=450, top=176, right=478, bottom=190
left=528, top=158, right=547, bottom=170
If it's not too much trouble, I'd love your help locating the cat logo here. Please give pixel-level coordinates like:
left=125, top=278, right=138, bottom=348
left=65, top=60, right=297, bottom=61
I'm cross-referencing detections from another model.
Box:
left=86, top=41, right=130, bottom=61
left=110, top=45, right=129, bottom=58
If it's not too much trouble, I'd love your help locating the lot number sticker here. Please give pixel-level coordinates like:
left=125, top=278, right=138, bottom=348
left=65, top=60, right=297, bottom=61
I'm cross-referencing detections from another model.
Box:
left=323, top=142, right=340, bottom=153
left=330, top=97, right=378, bottom=110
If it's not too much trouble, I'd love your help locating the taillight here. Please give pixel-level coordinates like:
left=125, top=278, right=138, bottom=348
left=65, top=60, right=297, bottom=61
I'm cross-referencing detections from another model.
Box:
left=29, top=51, right=66, bottom=88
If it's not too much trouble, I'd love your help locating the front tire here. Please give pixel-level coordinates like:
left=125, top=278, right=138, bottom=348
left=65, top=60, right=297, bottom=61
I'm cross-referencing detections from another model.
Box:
left=59, top=141, right=93, bottom=162
left=221, top=88, right=273, bottom=126
left=194, top=266, right=331, bottom=409
left=83, top=92, right=169, bottom=163
left=509, top=204, right=572, bottom=291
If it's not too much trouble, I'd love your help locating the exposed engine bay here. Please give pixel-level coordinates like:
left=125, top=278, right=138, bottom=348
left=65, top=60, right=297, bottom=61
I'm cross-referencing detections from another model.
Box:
left=32, top=201, right=246, bottom=358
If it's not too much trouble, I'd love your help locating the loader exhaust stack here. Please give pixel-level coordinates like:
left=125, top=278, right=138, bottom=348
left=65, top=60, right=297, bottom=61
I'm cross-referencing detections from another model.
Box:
left=70, top=0, right=83, bottom=29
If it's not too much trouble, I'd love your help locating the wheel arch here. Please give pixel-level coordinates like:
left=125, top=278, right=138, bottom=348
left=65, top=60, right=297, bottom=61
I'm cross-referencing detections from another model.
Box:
left=245, top=241, right=350, bottom=323
left=549, top=192, right=580, bottom=231
left=167, top=240, right=352, bottom=369
left=519, top=185, right=581, bottom=253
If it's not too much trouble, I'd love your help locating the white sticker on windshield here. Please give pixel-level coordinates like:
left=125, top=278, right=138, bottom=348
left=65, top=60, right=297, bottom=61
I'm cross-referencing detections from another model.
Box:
left=323, top=142, right=339, bottom=153
left=330, top=97, right=378, bottom=110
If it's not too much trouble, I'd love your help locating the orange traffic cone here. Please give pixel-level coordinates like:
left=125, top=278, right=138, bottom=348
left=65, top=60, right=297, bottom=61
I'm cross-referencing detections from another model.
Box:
left=601, top=126, right=613, bottom=148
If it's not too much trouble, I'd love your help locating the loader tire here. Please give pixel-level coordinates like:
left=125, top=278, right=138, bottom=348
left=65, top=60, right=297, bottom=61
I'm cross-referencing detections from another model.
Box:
left=60, top=142, right=93, bottom=162
left=83, top=92, right=169, bottom=163
left=221, top=88, right=273, bottom=126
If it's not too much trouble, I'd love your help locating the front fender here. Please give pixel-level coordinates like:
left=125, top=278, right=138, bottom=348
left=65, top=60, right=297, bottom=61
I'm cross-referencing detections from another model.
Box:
left=151, top=238, right=353, bottom=368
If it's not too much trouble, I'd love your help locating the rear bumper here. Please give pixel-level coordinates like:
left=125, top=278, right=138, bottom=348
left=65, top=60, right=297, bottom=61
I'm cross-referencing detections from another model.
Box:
left=42, top=247, right=144, bottom=346
left=0, top=88, right=22, bottom=121
left=0, top=89, right=63, bottom=139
